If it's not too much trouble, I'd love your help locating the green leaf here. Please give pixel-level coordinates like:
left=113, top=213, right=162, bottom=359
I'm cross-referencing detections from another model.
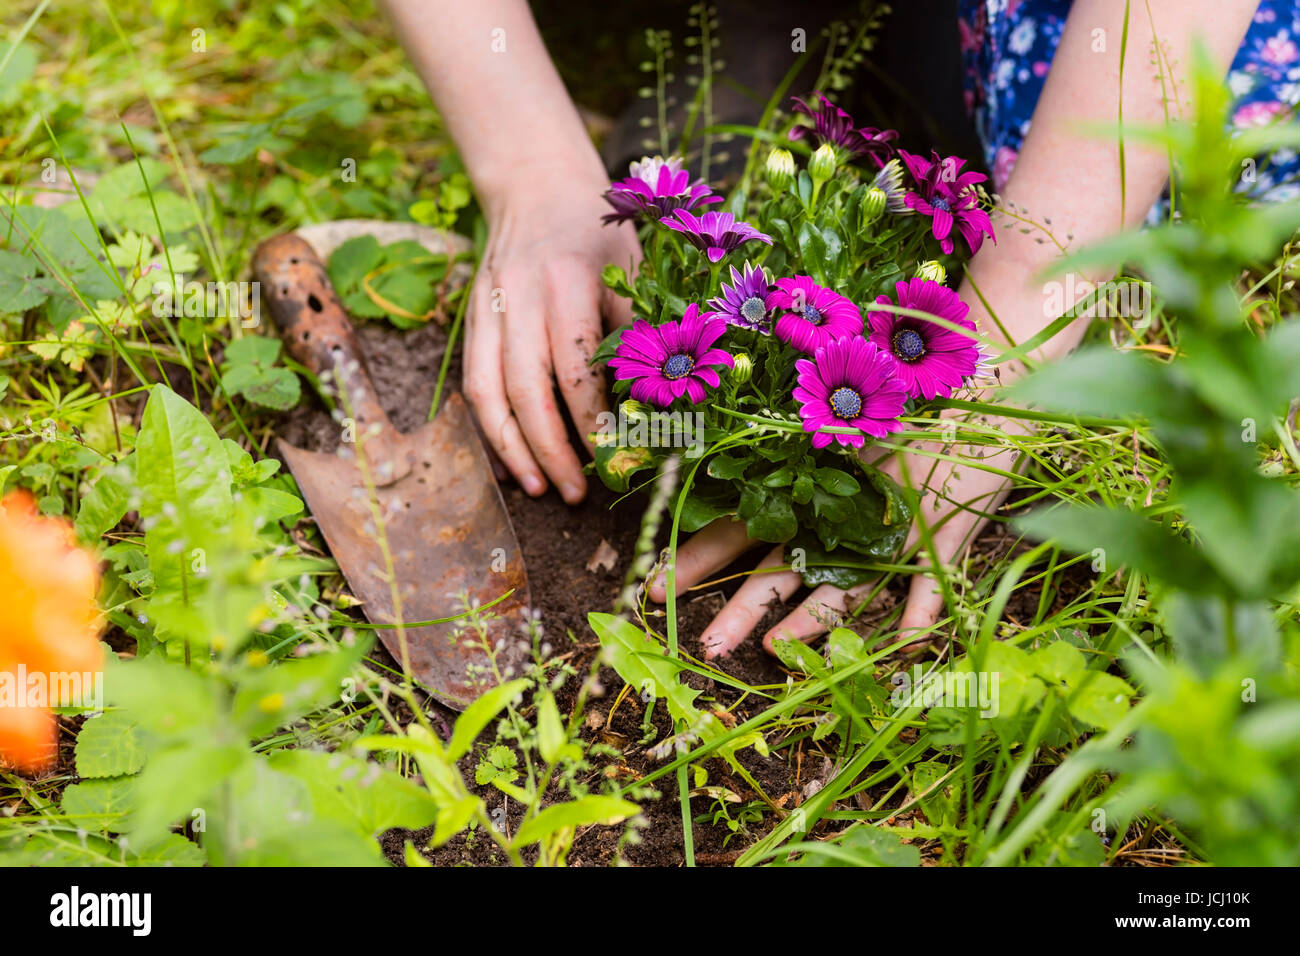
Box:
left=746, top=491, right=797, bottom=542
left=536, top=690, right=577, bottom=764
left=209, top=759, right=385, bottom=866
left=232, top=636, right=372, bottom=738
left=74, top=455, right=135, bottom=543
left=268, top=749, right=439, bottom=837
left=678, top=493, right=732, bottom=532
left=1015, top=504, right=1227, bottom=596
left=326, top=235, right=384, bottom=293
left=1030, top=641, right=1086, bottom=684
left=242, top=486, right=304, bottom=523
left=792, top=473, right=814, bottom=505
left=786, top=825, right=920, bottom=867
left=588, top=613, right=738, bottom=755
left=1062, top=670, right=1134, bottom=730
left=592, top=441, right=654, bottom=493
left=75, top=711, right=146, bottom=778
left=707, top=454, right=750, bottom=480
left=136, top=384, right=235, bottom=598
left=813, top=466, right=860, bottom=496
left=61, top=777, right=137, bottom=832
left=0, top=40, right=38, bottom=106
left=511, top=795, right=641, bottom=848
left=446, top=678, right=530, bottom=762
left=221, top=336, right=301, bottom=411
left=0, top=249, right=52, bottom=311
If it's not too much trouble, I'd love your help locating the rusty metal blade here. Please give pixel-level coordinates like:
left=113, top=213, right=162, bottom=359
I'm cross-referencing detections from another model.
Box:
left=281, top=392, right=530, bottom=710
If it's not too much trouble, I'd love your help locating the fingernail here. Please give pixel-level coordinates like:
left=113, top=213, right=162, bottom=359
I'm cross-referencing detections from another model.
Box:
left=561, top=481, right=584, bottom=503
left=522, top=474, right=545, bottom=495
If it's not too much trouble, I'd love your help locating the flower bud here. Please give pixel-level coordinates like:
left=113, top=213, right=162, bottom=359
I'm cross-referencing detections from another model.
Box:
left=860, top=186, right=888, bottom=226
left=764, top=148, right=795, bottom=193
left=620, top=399, right=649, bottom=421
left=730, top=352, right=753, bottom=384
left=916, top=260, right=947, bottom=285
left=808, top=143, right=838, bottom=187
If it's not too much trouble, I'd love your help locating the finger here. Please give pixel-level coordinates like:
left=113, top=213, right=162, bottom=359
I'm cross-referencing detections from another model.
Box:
left=761, top=583, right=856, bottom=656
left=464, top=270, right=546, bottom=495
left=648, top=517, right=759, bottom=602
left=897, top=473, right=1015, bottom=645
left=545, top=260, right=610, bottom=457
left=699, top=547, right=803, bottom=660
left=500, top=269, right=588, bottom=504
left=898, top=559, right=946, bottom=644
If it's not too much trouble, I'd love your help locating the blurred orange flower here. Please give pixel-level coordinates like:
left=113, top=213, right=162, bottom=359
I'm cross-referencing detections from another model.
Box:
left=0, top=490, right=103, bottom=774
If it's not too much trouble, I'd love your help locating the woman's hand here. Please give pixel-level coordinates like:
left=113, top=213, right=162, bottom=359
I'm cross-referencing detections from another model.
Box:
left=647, top=400, right=1027, bottom=659
left=466, top=179, right=641, bottom=504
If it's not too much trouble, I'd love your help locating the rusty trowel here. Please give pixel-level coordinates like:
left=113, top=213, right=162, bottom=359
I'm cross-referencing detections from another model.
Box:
left=253, top=232, right=530, bottom=710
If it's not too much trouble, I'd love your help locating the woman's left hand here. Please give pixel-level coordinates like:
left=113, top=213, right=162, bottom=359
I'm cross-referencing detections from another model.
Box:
left=648, top=404, right=1026, bottom=658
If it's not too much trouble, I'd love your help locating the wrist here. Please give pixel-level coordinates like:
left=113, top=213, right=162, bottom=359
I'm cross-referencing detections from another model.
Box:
left=475, top=140, right=611, bottom=222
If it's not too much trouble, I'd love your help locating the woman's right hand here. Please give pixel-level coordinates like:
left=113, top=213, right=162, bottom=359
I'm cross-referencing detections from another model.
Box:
left=466, top=172, right=641, bottom=504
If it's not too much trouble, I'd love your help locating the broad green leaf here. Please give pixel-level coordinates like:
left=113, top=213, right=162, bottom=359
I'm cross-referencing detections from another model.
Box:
left=432, top=797, right=481, bottom=848
left=74, top=710, right=145, bottom=778
left=268, top=749, right=439, bottom=836
left=61, top=777, right=137, bottom=832
left=232, top=636, right=372, bottom=738
left=511, top=795, right=640, bottom=848
left=1015, top=504, right=1226, bottom=596
left=74, top=455, right=135, bottom=542
left=813, top=466, right=860, bottom=496
left=536, top=690, right=569, bottom=765
left=0, top=249, right=52, bottom=311
left=1031, top=641, right=1086, bottom=684
left=136, top=384, right=234, bottom=595
left=446, top=678, right=530, bottom=762
left=1062, top=670, right=1134, bottom=730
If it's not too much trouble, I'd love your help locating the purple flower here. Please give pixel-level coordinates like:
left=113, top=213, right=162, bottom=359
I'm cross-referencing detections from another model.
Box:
left=704, top=261, right=773, bottom=332
left=899, top=149, right=996, bottom=255
left=662, top=209, right=772, bottom=263
left=602, top=156, right=722, bottom=225
left=868, top=278, right=980, bottom=400
left=608, top=304, right=734, bottom=407
left=788, top=92, right=897, bottom=167
left=768, top=276, right=862, bottom=354
left=793, top=336, right=907, bottom=449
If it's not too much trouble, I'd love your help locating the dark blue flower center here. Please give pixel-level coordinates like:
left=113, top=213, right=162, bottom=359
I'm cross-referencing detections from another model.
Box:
left=663, top=353, right=695, bottom=380
left=829, top=386, right=863, bottom=419
left=740, top=296, right=767, bottom=324
left=931, top=196, right=952, bottom=213
left=892, top=328, right=927, bottom=362
left=802, top=305, right=823, bottom=325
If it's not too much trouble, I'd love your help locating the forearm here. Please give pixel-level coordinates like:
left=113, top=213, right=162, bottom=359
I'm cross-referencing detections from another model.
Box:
left=379, top=0, right=608, bottom=215
left=964, top=0, right=1259, bottom=371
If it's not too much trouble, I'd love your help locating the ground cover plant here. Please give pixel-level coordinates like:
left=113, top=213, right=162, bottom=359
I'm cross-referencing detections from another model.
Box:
left=1, top=0, right=1298, bottom=870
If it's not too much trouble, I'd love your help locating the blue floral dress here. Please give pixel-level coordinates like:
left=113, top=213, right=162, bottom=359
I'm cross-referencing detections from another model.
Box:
left=958, top=0, right=1300, bottom=211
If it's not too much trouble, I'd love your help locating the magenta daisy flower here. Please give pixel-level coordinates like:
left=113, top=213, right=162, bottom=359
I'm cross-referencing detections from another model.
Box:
left=602, top=156, right=722, bottom=225
left=788, top=92, right=897, bottom=168
left=868, top=278, right=980, bottom=400
left=608, top=305, right=734, bottom=407
left=704, top=261, right=773, bottom=333
left=768, top=276, right=862, bottom=354
left=899, top=149, right=995, bottom=255
left=662, top=210, right=772, bottom=263
left=793, top=337, right=907, bottom=449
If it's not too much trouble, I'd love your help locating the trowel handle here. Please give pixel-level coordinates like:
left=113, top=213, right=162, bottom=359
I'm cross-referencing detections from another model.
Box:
left=253, top=233, right=407, bottom=481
